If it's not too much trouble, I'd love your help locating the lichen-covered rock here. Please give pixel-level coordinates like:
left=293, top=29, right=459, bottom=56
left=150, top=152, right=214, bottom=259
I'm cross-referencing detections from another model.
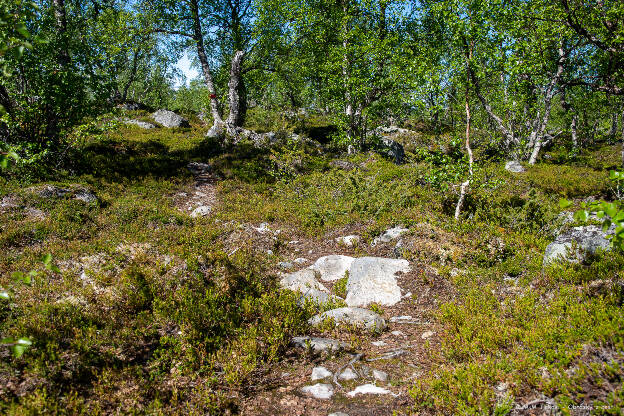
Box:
left=505, top=161, right=525, bottom=173
left=543, top=225, right=613, bottom=265
left=309, top=307, right=386, bottom=331
left=152, top=109, right=190, bottom=128
left=292, top=336, right=347, bottom=353
left=280, top=269, right=335, bottom=304
left=346, top=257, right=410, bottom=307
left=372, top=227, right=408, bottom=246
left=309, top=255, right=354, bottom=281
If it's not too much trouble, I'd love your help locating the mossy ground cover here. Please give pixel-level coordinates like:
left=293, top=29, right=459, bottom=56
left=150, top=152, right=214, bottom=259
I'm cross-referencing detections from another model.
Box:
left=1, top=114, right=622, bottom=414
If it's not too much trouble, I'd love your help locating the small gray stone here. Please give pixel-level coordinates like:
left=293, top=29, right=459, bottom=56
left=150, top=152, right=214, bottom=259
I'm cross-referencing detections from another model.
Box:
left=328, top=413, right=349, bottom=416
left=187, top=162, right=211, bottom=175
left=335, top=235, right=361, bottom=247
left=372, top=369, right=388, bottom=382
left=301, top=383, right=334, bottom=400
left=294, top=257, right=308, bottom=265
left=278, top=261, right=295, bottom=270
left=123, top=119, right=156, bottom=129
left=74, top=190, right=97, bottom=204
left=372, top=227, right=408, bottom=246
left=292, top=336, right=347, bottom=353
left=309, top=307, right=386, bottom=331
left=346, top=384, right=394, bottom=397
left=311, top=366, right=332, bottom=381
left=505, top=161, right=525, bottom=173
left=339, top=368, right=358, bottom=380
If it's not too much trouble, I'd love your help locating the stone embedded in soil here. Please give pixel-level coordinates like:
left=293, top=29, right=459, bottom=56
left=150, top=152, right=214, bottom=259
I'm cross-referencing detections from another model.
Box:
left=309, top=307, right=386, bottom=331
left=335, top=235, right=361, bottom=247
left=371, top=340, right=387, bottom=347
left=190, top=205, right=211, bottom=218
left=278, top=261, right=295, bottom=270
left=505, top=160, right=525, bottom=173
left=292, top=336, right=347, bottom=353
left=294, top=257, right=308, bottom=265
left=280, top=269, right=334, bottom=304
left=543, top=225, right=613, bottom=265
left=391, top=330, right=404, bottom=337
left=389, top=315, right=423, bottom=324
left=310, top=255, right=354, bottom=281
left=123, top=119, right=156, bottom=129
left=300, top=383, right=334, bottom=400
left=346, top=257, right=410, bottom=307
left=373, top=369, right=388, bottom=382
left=74, top=190, right=98, bottom=203
left=346, top=384, right=394, bottom=397
left=371, top=227, right=408, bottom=246
left=421, top=330, right=435, bottom=339
left=311, top=366, right=333, bottom=381
left=328, top=413, right=349, bottom=416
left=338, top=368, right=358, bottom=381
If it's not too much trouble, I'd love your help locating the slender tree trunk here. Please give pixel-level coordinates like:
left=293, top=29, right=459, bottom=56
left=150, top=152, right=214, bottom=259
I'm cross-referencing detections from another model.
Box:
left=121, top=49, right=140, bottom=103
left=53, top=0, right=70, bottom=66
left=528, top=45, right=567, bottom=164
left=456, top=39, right=474, bottom=220
left=226, top=51, right=246, bottom=129
left=190, top=0, right=222, bottom=129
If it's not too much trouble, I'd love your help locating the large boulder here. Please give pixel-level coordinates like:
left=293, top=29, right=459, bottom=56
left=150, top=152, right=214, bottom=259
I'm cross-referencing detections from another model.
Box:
left=309, top=255, right=354, bottom=281
left=152, top=109, right=190, bottom=128
left=309, top=307, right=386, bottom=331
left=378, top=138, right=405, bottom=164
left=346, top=257, right=410, bottom=307
left=543, top=225, right=613, bottom=265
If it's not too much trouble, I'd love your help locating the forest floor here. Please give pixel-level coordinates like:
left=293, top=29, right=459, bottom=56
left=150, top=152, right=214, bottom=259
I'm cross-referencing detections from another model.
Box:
left=0, top=112, right=623, bottom=415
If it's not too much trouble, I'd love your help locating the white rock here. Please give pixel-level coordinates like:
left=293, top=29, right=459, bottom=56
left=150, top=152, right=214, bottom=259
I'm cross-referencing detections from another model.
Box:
left=301, top=383, right=334, bottom=400
left=335, top=235, right=361, bottom=247
left=328, top=413, right=349, bottom=416
left=505, top=161, right=525, bottom=173
left=338, top=368, right=358, bottom=380
left=280, top=269, right=333, bottom=304
left=371, top=341, right=387, bottom=347
left=372, top=227, right=408, bottom=246
left=294, top=257, right=308, bottom=265
left=123, top=119, right=156, bottom=129
left=292, top=336, right=347, bottom=353
left=190, top=205, right=211, bottom=218
left=253, top=222, right=271, bottom=234
left=310, top=255, right=354, bottom=281
left=391, top=330, right=404, bottom=337
left=421, top=331, right=435, bottom=339
left=152, top=109, right=190, bottom=128
left=311, top=366, right=333, bottom=381
left=346, top=384, right=394, bottom=397
left=345, top=257, right=410, bottom=307
left=309, top=307, right=386, bottom=331
left=373, top=369, right=388, bottom=382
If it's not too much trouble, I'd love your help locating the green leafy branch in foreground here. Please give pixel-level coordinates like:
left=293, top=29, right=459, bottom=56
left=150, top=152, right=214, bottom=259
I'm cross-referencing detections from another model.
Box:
left=560, top=170, right=624, bottom=250
left=0, top=254, right=59, bottom=358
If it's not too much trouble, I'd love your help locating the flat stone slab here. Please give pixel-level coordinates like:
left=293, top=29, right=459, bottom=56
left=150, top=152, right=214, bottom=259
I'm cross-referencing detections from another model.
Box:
left=292, top=336, right=347, bottom=353
left=346, top=257, right=410, bottom=307
left=301, top=383, right=334, bottom=400
left=190, top=205, right=211, bottom=218
left=339, top=368, right=358, bottom=380
left=310, top=255, right=354, bottom=281
left=309, top=307, right=386, bottom=331
left=311, top=366, right=332, bottom=381
left=346, top=384, right=394, bottom=397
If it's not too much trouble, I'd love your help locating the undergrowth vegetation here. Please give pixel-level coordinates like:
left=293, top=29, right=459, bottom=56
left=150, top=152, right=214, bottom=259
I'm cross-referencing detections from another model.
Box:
left=1, top=113, right=623, bottom=414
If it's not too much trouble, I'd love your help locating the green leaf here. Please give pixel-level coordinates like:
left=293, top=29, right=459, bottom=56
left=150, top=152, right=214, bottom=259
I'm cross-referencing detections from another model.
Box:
left=0, top=291, right=9, bottom=300
left=559, top=199, right=572, bottom=209
left=574, top=210, right=589, bottom=222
